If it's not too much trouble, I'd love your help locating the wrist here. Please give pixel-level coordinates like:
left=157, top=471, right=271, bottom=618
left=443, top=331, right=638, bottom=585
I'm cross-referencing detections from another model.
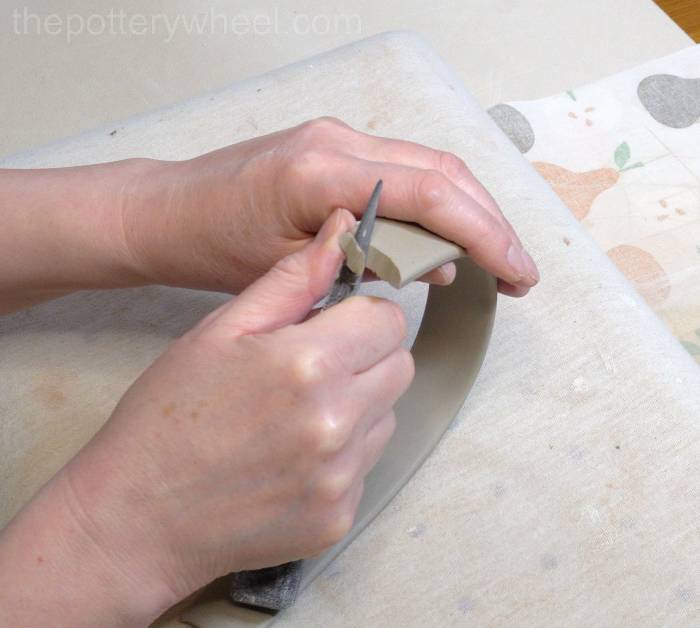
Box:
left=91, top=157, right=169, bottom=289
left=120, top=156, right=252, bottom=294
left=0, top=465, right=176, bottom=627
left=0, top=159, right=162, bottom=311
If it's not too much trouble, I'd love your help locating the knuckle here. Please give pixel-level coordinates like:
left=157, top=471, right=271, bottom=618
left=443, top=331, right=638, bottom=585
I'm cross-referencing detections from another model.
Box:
left=437, top=150, right=469, bottom=179
left=291, top=117, right=352, bottom=150
left=302, top=116, right=350, bottom=136
left=415, top=169, right=452, bottom=208
left=470, top=212, right=501, bottom=244
left=281, top=148, right=327, bottom=184
left=271, top=250, right=306, bottom=283
left=315, top=470, right=354, bottom=503
left=305, top=410, right=349, bottom=456
left=319, top=510, right=355, bottom=548
left=289, top=348, right=328, bottom=388
left=436, top=150, right=503, bottom=214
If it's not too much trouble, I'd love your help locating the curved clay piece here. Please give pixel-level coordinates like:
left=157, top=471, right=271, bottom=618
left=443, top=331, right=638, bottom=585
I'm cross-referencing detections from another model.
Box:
left=487, top=103, right=535, bottom=154
left=340, top=219, right=465, bottom=287
left=178, top=219, right=496, bottom=627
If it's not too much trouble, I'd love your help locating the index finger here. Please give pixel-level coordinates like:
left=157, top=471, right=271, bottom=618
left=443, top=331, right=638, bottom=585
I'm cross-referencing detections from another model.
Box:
left=296, top=155, right=539, bottom=289
left=298, top=295, right=407, bottom=374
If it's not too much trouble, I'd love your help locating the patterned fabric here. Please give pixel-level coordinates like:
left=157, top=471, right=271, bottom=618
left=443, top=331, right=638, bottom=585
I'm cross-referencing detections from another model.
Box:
left=490, top=45, right=700, bottom=364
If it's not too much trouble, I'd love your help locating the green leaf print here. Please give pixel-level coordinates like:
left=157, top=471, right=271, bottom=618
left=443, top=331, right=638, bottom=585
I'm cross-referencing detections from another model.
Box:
left=681, top=340, right=700, bottom=356
left=620, top=162, right=644, bottom=172
left=614, top=142, right=631, bottom=170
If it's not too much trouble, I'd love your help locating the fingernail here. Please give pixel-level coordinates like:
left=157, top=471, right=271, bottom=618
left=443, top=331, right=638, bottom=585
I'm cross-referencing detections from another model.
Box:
left=521, top=249, right=540, bottom=284
left=506, top=244, right=526, bottom=281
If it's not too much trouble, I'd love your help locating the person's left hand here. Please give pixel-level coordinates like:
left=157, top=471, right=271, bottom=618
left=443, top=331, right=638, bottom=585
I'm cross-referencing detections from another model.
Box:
left=120, top=117, right=538, bottom=298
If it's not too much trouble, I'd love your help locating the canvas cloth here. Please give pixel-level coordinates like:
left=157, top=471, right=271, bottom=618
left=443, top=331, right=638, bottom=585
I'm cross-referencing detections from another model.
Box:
left=1, top=32, right=698, bottom=626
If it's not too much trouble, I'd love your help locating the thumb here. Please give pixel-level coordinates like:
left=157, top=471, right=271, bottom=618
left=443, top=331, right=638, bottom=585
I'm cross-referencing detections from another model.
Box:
left=201, top=208, right=356, bottom=337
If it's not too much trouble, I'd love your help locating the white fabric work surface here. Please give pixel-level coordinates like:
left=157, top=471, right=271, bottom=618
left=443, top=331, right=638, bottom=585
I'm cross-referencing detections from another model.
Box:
left=0, top=0, right=692, bottom=159
left=1, top=31, right=700, bottom=626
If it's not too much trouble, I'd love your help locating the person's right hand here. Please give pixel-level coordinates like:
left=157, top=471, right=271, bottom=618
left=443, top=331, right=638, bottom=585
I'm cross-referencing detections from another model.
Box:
left=44, top=208, right=412, bottom=623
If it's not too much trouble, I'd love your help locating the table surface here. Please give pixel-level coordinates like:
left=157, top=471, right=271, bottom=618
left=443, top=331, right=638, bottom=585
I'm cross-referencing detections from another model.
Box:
left=656, top=0, right=700, bottom=41
left=0, top=0, right=692, bottom=160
